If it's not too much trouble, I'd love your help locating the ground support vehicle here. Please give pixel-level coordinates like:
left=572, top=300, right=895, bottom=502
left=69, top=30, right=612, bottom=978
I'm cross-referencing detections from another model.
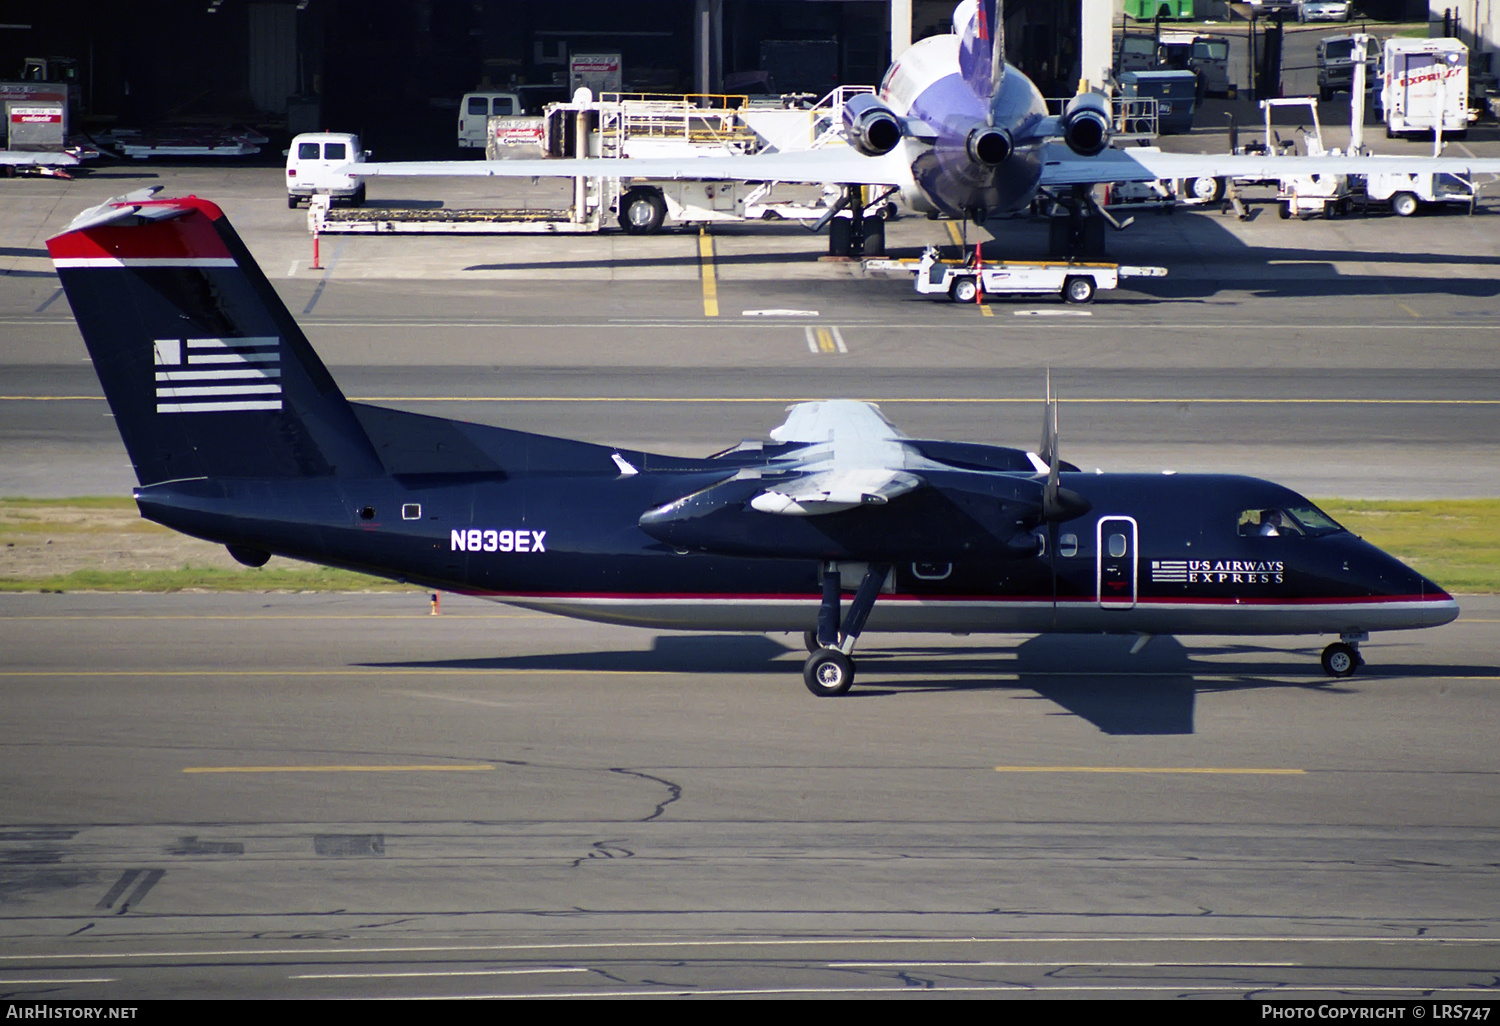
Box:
left=1380, top=37, right=1472, bottom=139
left=1358, top=171, right=1477, bottom=216
left=1276, top=172, right=1352, bottom=218
left=307, top=176, right=827, bottom=236
left=313, top=91, right=861, bottom=236
left=870, top=246, right=1166, bottom=304
left=285, top=132, right=368, bottom=208
left=1318, top=33, right=1378, bottom=101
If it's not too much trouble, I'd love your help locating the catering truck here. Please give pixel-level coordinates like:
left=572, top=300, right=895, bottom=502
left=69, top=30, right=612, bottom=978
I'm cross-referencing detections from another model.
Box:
left=1380, top=37, right=1471, bottom=139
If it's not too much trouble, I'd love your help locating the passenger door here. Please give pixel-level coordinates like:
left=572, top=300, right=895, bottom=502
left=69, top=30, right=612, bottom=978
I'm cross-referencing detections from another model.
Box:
left=1096, top=516, right=1138, bottom=610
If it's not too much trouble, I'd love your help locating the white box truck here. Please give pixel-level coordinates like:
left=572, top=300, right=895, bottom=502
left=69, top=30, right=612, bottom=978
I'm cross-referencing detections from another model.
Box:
left=1380, top=37, right=1471, bottom=139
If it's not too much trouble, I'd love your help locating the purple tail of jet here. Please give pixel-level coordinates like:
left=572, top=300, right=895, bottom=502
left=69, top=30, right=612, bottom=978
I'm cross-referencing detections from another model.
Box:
left=958, top=0, right=1006, bottom=106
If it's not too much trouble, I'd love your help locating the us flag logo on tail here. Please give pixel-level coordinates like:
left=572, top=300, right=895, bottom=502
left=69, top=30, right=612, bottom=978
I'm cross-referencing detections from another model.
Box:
left=153, top=337, right=282, bottom=414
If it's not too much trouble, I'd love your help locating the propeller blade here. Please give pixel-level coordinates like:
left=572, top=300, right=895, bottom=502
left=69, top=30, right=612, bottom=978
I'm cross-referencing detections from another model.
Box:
left=1038, top=375, right=1092, bottom=525
left=1037, top=369, right=1057, bottom=468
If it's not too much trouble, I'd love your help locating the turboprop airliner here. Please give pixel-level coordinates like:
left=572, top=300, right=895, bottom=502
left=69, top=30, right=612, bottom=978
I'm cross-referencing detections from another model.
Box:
left=47, top=188, right=1457, bottom=695
left=348, top=0, right=1500, bottom=256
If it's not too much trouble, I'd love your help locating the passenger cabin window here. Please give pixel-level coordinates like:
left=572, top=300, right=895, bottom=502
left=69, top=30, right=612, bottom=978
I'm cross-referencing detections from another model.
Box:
left=1059, top=533, right=1079, bottom=558
left=323, top=143, right=346, bottom=160
left=297, top=142, right=320, bottom=159
left=1108, top=533, right=1128, bottom=558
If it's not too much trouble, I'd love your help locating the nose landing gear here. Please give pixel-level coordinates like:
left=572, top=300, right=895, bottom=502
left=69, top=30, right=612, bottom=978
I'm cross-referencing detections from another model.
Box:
left=1321, top=632, right=1368, bottom=678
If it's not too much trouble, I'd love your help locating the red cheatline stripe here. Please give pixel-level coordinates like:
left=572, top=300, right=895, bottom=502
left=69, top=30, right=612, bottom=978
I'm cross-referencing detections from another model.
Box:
left=448, top=590, right=1449, bottom=606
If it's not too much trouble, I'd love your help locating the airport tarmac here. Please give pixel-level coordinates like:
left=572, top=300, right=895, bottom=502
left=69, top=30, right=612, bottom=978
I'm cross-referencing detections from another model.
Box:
left=1, top=591, right=1498, bottom=999
left=1, top=160, right=1499, bottom=998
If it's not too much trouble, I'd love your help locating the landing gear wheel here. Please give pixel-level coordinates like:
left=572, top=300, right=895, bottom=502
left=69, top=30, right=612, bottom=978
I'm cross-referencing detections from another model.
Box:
left=1391, top=192, right=1419, bottom=218
left=1185, top=176, right=1225, bottom=203
left=1063, top=275, right=1095, bottom=304
left=619, top=188, right=667, bottom=234
left=828, top=216, right=852, bottom=255
left=803, top=649, right=855, bottom=697
left=803, top=629, right=820, bottom=653
left=949, top=275, right=979, bottom=303
left=1321, top=642, right=1360, bottom=678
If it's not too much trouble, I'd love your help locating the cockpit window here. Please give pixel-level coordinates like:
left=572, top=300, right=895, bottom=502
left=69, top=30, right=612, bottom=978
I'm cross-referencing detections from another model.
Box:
left=1237, top=506, right=1344, bottom=538
left=1284, top=505, right=1343, bottom=537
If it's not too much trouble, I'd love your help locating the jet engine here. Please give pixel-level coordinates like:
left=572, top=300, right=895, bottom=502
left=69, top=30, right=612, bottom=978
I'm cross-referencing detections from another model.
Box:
left=965, top=125, right=1013, bottom=167
left=842, top=94, right=903, bottom=157
left=1061, top=91, right=1112, bottom=158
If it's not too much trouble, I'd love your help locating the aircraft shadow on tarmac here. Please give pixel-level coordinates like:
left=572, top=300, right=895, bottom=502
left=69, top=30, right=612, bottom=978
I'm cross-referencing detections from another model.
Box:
left=361, top=632, right=1488, bottom=736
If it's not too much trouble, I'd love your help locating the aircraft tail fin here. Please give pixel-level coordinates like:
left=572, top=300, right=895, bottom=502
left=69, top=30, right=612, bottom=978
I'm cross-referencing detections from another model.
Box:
left=957, top=0, right=1007, bottom=107
left=46, top=189, right=382, bottom=487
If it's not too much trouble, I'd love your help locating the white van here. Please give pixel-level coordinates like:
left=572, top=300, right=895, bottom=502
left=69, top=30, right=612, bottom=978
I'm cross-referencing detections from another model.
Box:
left=285, top=132, right=367, bottom=208
left=458, top=91, right=521, bottom=148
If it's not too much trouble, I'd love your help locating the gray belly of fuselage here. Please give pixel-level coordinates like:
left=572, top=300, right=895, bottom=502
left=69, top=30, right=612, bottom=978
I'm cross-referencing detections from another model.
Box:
left=490, top=595, right=1459, bottom=637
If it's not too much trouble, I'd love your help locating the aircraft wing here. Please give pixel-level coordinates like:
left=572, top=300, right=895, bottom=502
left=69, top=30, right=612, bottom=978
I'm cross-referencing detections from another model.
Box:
left=350, top=147, right=911, bottom=186
left=0, top=149, right=79, bottom=167
left=754, top=400, right=922, bottom=515
left=1038, top=142, right=1500, bottom=188
left=637, top=398, right=1056, bottom=561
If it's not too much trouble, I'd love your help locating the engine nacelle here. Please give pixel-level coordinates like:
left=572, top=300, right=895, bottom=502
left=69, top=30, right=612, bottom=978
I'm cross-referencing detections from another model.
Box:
left=965, top=125, right=1013, bottom=167
left=842, top=94, right=903, bottom=157
left=1061, top=91, right=1112, bottom=158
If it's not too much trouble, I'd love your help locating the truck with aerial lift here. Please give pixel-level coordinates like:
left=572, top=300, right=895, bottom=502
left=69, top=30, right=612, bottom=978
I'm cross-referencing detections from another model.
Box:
left=305, top=90, right=867, bottom=238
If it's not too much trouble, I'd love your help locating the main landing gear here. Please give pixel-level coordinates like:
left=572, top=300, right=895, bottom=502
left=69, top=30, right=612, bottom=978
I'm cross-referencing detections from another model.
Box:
left=802, top=562, right=891, bottom=697
left=1044, top=184, right=1132, bottom=260
left=1321, top=632, right=1368, bottom=678
left=821, top=185, right=894, bottom=258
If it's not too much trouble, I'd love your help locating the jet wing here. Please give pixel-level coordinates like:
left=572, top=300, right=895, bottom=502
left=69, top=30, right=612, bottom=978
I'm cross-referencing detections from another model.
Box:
left=0, top=149, right=79, bottom=167
left=349, top=147, right=911, bottom=186
left=1038, top=142, right=1500, bottom=188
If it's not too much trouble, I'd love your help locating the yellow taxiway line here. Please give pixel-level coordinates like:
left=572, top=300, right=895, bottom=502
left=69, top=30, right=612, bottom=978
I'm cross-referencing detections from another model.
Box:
left=183, top=764, right=494, bottom=774
left=698, top=229, right=719, bottom=317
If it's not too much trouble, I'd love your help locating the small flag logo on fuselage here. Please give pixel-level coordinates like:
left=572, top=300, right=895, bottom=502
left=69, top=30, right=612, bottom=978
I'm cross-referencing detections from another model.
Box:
left=1151, top=560, right=1189, bottom=583
left=153, top=337, right=282, bottom=413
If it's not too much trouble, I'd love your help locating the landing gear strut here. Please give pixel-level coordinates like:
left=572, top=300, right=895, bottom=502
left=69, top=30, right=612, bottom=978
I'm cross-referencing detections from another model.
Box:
left=1321, top=632, right=1368, bottom=678
left=803, top=562, right=891, bottom=696
left=822, top=185, right=890, bottom=258
left=1044, top=184, right=1131, bottom=260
